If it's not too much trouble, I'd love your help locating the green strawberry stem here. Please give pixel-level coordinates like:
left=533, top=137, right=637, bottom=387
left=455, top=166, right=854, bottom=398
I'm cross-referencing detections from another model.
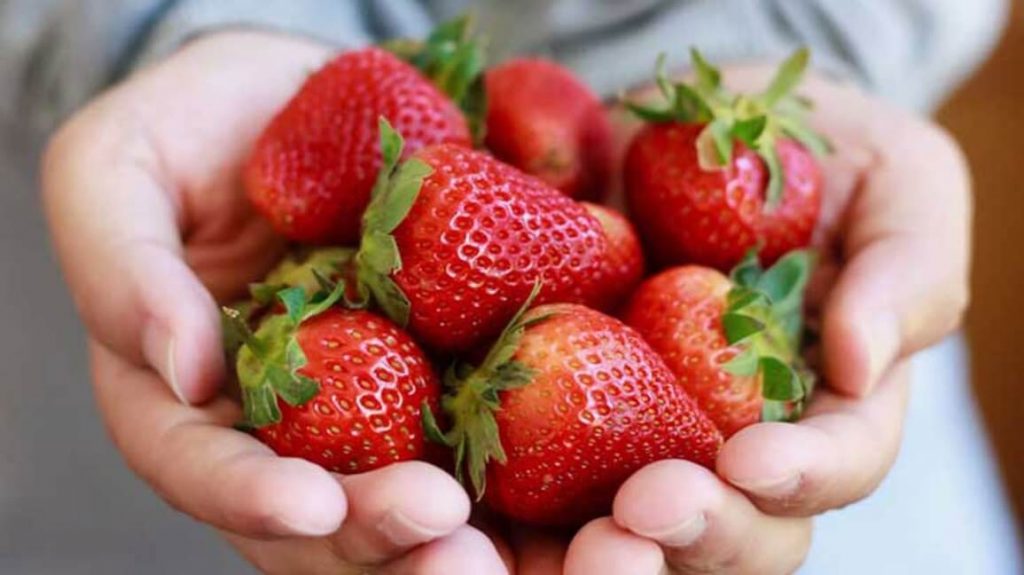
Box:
left=421, top=282, right=551, bottom=498
left=229, top=281, right=347, bottom=428
left=626, top=48, right=831, bottom=210
left=721, top=249, right=816, bottom=421
left=249, top=247, right=356, bottom=306
left=353, top=118, right=432, bottom=328
left=383, top=13, right=488, bottom=144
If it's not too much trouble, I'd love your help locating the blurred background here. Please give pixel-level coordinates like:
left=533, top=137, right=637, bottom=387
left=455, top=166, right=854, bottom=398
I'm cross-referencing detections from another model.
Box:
left=941, top=0, right=1024, bottom=532
left=0, top=2, right=1022, bottom=574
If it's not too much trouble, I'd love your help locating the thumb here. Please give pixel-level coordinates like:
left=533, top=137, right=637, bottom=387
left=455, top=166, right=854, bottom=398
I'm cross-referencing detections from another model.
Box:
left=823, top=122, right=970, bottom=396
left=42, top=101, right=223, bottom=404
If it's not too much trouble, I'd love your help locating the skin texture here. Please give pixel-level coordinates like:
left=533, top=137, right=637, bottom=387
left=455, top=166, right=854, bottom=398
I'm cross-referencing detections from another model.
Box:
left=251, top=309, right=441, bottom=473
left=41, top=30, right=970, bottom=574
left=247, top=47, right=470, bottom=245
left=392, top=144, right=607, bottom=352
left=622, top=266, right=761, bottom=438
left=484, top=304, right=722, bottom=526
left=582, top=203, right=646, bottom=312
left=485, top=58, right=614, bottom=201
left=625, top=124, right=821, bottom=270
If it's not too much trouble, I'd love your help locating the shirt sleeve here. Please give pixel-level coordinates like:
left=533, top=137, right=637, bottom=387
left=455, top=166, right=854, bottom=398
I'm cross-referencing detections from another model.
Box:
left=0, top=0, right=374, bottom=137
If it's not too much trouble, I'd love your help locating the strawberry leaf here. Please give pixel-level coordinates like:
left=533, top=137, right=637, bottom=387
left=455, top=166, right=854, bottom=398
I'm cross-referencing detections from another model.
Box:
left=723, top=312, right=765, bottom=344
left=278, top=287, right=308, bottom=325
left=732, top=115, right=768, bottom=147
left=689, top=47, right=722, bottom=96
left=421, top=282, right=553, bottom=500
left=761, top=47, right=809, bottom=107
left=421, top=400, right=451, bottom=445
left=723, top=348, right=759, bottom=376
left=242, top=385, right=282, bottom=428
left=696, top=118, right=733, bottom=170
left=760, top=356, right=804, bottom=401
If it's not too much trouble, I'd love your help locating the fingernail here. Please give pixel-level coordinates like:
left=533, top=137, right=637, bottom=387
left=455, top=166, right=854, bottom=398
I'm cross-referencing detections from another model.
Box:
left=636, top=512, right=707, bottom=548
left=377, top=509, right=447, bottom=547
left=142, top=322, right=188, bottom=405
left=864, top=312, right=900, bottom=394
left=731, top=472, right=801, bottom=499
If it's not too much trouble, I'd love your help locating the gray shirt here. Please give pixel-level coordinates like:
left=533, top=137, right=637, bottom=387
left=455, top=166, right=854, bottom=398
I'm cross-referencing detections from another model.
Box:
left=0, top=0, right=1010, bottom=138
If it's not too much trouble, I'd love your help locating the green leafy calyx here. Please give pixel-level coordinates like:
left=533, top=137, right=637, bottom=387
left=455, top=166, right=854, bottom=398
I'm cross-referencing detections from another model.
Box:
left=353, top=118, right=433, bottom=327
left=421, top=282, right=551, bottom=499
left=249, top=247, right=356, bottom=306
left=626, top=48, right=831, bottom=209
left=721, top=249, right=816, bottom=422
left=228, top=281, right=347, bottom=428
left=384, top=13, right=488, bottom=144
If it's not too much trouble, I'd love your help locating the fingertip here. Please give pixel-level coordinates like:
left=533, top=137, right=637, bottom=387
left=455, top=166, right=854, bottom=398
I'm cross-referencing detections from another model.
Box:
left=347, top=461, right=471, bottom=537
left=139, top=253, right=225, bottom=405
left=565, top=518, right=664, bottom=575
left=241, top=457, right=348, bottom=538
left=717, top=423, right=834, bottom=503
left=612, top=460, right=717, bottom=545
left=386, top=525, right=508, bottom=575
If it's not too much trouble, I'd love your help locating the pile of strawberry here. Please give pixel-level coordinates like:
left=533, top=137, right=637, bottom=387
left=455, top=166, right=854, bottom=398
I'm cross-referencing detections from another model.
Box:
left=225, top=18, right=826, bottom=527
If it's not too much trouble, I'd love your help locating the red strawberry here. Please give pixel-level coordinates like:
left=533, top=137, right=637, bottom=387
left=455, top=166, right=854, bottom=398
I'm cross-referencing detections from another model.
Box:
left=351, top=120, right=607, bottom=353
left=485, top=58, right=613, bottom=200
left=582, top=202, right=645, bottom=311
left=621, top=250, right=814, bottom=437
left=624, top=49, right=827, bottom=270
left=227, top=284, right=441, bottom=473
left=245, top=46, right=471, bottom=245
left=424, top=289, right=723, bottom=526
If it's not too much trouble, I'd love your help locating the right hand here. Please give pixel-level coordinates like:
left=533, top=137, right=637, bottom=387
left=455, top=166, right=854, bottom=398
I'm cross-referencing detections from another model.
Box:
left=42, top=30, right=506, bottom=574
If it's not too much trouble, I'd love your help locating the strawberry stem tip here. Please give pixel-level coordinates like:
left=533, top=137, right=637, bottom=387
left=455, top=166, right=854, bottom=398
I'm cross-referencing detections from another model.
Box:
left=383, top=13, right=488, bottom=144
left=228, top=281, right=348, bottom=428
left=421, top=282, right=549, bottom=498
left=722, top=249, right=816, bottom=421
left=354, top=118, right=432, bottom=328
left=625, top=47, right=831, bottom=210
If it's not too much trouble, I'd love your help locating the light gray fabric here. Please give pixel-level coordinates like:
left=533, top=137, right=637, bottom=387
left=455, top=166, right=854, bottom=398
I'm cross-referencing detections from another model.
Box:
left=0, top=0, right=1011, bottom=137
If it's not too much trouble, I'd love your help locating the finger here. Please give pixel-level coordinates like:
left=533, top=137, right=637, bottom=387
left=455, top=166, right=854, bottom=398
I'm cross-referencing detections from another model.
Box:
left=821, top=111, right=971, bottom=396
left=382, top=525, right=508, bottom=575
left=717, top=362, right=910, bottom=516
left=43, top=101, right=222, bottom=404
left=564, top=518, right=664, bottom=575
left=613, top=460, right=811, bottom=574
left=92, top=341, right=347, bottom=538
left=327, top=462, right=471, bottom=566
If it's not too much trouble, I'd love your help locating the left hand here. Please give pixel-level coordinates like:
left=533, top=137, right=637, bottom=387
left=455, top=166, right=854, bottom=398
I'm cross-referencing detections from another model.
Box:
left=501, top=64, right=970, bottom=575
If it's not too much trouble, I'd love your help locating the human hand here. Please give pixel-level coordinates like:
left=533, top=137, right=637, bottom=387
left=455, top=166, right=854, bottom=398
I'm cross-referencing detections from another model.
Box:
left=551, top=65, right=969, bottom=574
left=42, top=31, right=506, bottom=574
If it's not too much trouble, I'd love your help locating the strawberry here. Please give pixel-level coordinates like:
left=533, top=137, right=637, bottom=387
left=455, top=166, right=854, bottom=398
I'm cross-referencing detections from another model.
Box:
left=424, top=288, right=723, bottom=526
left=582, top=202, right=645, bottom=312
left=484, top=58, right=613, bottom=200
left=225, top=283, right=441, bottom=473
left=621, top=250, right=814, bottom=438
left=245, top=45, right=473, bottom=245
left=624, top=49, right=828, bottom=270
left=350, top=119, right=607, bottom=353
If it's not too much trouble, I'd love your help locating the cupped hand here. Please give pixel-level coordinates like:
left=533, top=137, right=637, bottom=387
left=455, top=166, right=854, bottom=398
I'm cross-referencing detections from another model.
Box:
left=42, top=31, right=505, bottom=574
left=554, top=65, right=970, bottom=574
